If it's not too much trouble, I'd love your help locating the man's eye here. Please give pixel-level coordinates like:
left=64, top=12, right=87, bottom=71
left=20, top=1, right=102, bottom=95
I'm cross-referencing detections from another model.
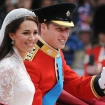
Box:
left=57, top=29, right=62, bottom=31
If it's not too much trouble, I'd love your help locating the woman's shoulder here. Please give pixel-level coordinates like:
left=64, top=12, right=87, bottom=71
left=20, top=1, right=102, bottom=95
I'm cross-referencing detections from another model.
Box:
left=0, top=57, right=15, bottom=72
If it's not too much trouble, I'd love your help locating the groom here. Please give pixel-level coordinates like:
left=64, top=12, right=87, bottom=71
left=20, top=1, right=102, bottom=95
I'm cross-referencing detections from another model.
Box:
left=24, top=2, right=105, bottom=105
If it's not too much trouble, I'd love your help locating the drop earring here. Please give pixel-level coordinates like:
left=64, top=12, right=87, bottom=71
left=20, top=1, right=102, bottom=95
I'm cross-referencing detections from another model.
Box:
left=11, top=40, right=14, bottom=44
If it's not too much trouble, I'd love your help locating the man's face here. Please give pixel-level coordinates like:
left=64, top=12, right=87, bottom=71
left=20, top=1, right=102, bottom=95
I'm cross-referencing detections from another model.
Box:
left=98, top=33, right=105, bottom=43
left=79, top=32, right=91, bottom=44
left=41, top=23, right=72, bottom=49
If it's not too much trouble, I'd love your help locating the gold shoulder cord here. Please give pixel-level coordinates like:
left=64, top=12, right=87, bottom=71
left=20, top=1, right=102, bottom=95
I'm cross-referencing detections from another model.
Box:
left=24, top=45, right=39, bottom=61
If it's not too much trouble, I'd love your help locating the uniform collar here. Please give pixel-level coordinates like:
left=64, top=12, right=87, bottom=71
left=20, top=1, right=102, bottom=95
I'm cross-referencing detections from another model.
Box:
left=36, top=36, right=59, bottom=58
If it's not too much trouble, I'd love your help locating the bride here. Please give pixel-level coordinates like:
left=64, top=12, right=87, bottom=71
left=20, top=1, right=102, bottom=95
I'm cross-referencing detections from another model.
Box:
left=0, top=8, right=38, bottom=105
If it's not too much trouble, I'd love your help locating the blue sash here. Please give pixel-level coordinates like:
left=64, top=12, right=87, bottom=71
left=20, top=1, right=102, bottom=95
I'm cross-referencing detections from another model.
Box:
left=42, top=56, right=63, bottom=105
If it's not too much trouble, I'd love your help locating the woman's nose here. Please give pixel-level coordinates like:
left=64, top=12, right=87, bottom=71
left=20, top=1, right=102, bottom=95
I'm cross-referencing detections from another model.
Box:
left=28, top=34, right=36, bottom=40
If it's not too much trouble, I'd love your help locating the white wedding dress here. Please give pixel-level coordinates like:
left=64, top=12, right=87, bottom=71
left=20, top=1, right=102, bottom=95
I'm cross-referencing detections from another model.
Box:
left=0, top=47, right=35, bottom=105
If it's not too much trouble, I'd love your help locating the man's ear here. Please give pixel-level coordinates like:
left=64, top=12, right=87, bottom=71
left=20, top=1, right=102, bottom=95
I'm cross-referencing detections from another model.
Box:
left=41, top=23, right=47, bottom=30
left=9, top=33, right=15, bottom=40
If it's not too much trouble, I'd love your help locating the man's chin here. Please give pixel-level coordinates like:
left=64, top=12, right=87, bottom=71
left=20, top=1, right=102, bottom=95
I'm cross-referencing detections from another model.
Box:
left=59, top=46, right=65, bottom=49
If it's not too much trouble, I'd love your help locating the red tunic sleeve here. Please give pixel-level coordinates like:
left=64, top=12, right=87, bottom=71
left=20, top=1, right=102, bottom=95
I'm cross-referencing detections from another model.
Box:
left=60, top=50, right=104, bottom=100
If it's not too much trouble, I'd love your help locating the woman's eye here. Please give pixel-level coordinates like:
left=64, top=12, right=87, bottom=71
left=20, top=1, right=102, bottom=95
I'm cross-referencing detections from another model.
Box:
left=34, top=31, right=38, bottom=34
left=23, top=32, right=28, bottom=34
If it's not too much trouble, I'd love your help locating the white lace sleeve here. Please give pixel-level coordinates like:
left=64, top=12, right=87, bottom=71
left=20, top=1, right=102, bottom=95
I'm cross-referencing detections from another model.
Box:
left=0, top=60, right=18, bottom=105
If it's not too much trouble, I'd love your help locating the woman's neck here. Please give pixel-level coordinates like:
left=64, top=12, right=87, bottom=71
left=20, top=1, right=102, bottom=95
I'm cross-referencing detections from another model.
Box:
left=13, top=46, right=27, bottom=59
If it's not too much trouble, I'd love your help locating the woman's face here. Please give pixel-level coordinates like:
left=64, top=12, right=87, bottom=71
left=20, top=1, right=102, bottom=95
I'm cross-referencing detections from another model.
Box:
left=10, top=20, right=38, bottom=57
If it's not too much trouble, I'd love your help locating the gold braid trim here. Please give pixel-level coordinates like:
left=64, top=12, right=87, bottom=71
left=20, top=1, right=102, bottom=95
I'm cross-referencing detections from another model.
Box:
left=36, top=37, right=59, bottom=58
left=24, top=45, right=39, bottom=61
left=90, top=76, right=100, bottom=98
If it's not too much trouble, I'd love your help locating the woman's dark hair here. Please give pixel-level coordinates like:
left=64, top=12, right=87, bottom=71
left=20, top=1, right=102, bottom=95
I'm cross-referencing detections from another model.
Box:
left=0, top=16, right=38, bottom=60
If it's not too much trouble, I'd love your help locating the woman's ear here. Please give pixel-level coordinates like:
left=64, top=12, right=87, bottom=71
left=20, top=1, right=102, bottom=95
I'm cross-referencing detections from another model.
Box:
left=9, top=33, right=15, bottom=40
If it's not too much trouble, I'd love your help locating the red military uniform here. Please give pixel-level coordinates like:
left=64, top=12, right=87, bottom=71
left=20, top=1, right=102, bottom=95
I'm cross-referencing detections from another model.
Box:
left=84, top=45, right=105, bottom=76
left=24, top=38, right=104, bottom=105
